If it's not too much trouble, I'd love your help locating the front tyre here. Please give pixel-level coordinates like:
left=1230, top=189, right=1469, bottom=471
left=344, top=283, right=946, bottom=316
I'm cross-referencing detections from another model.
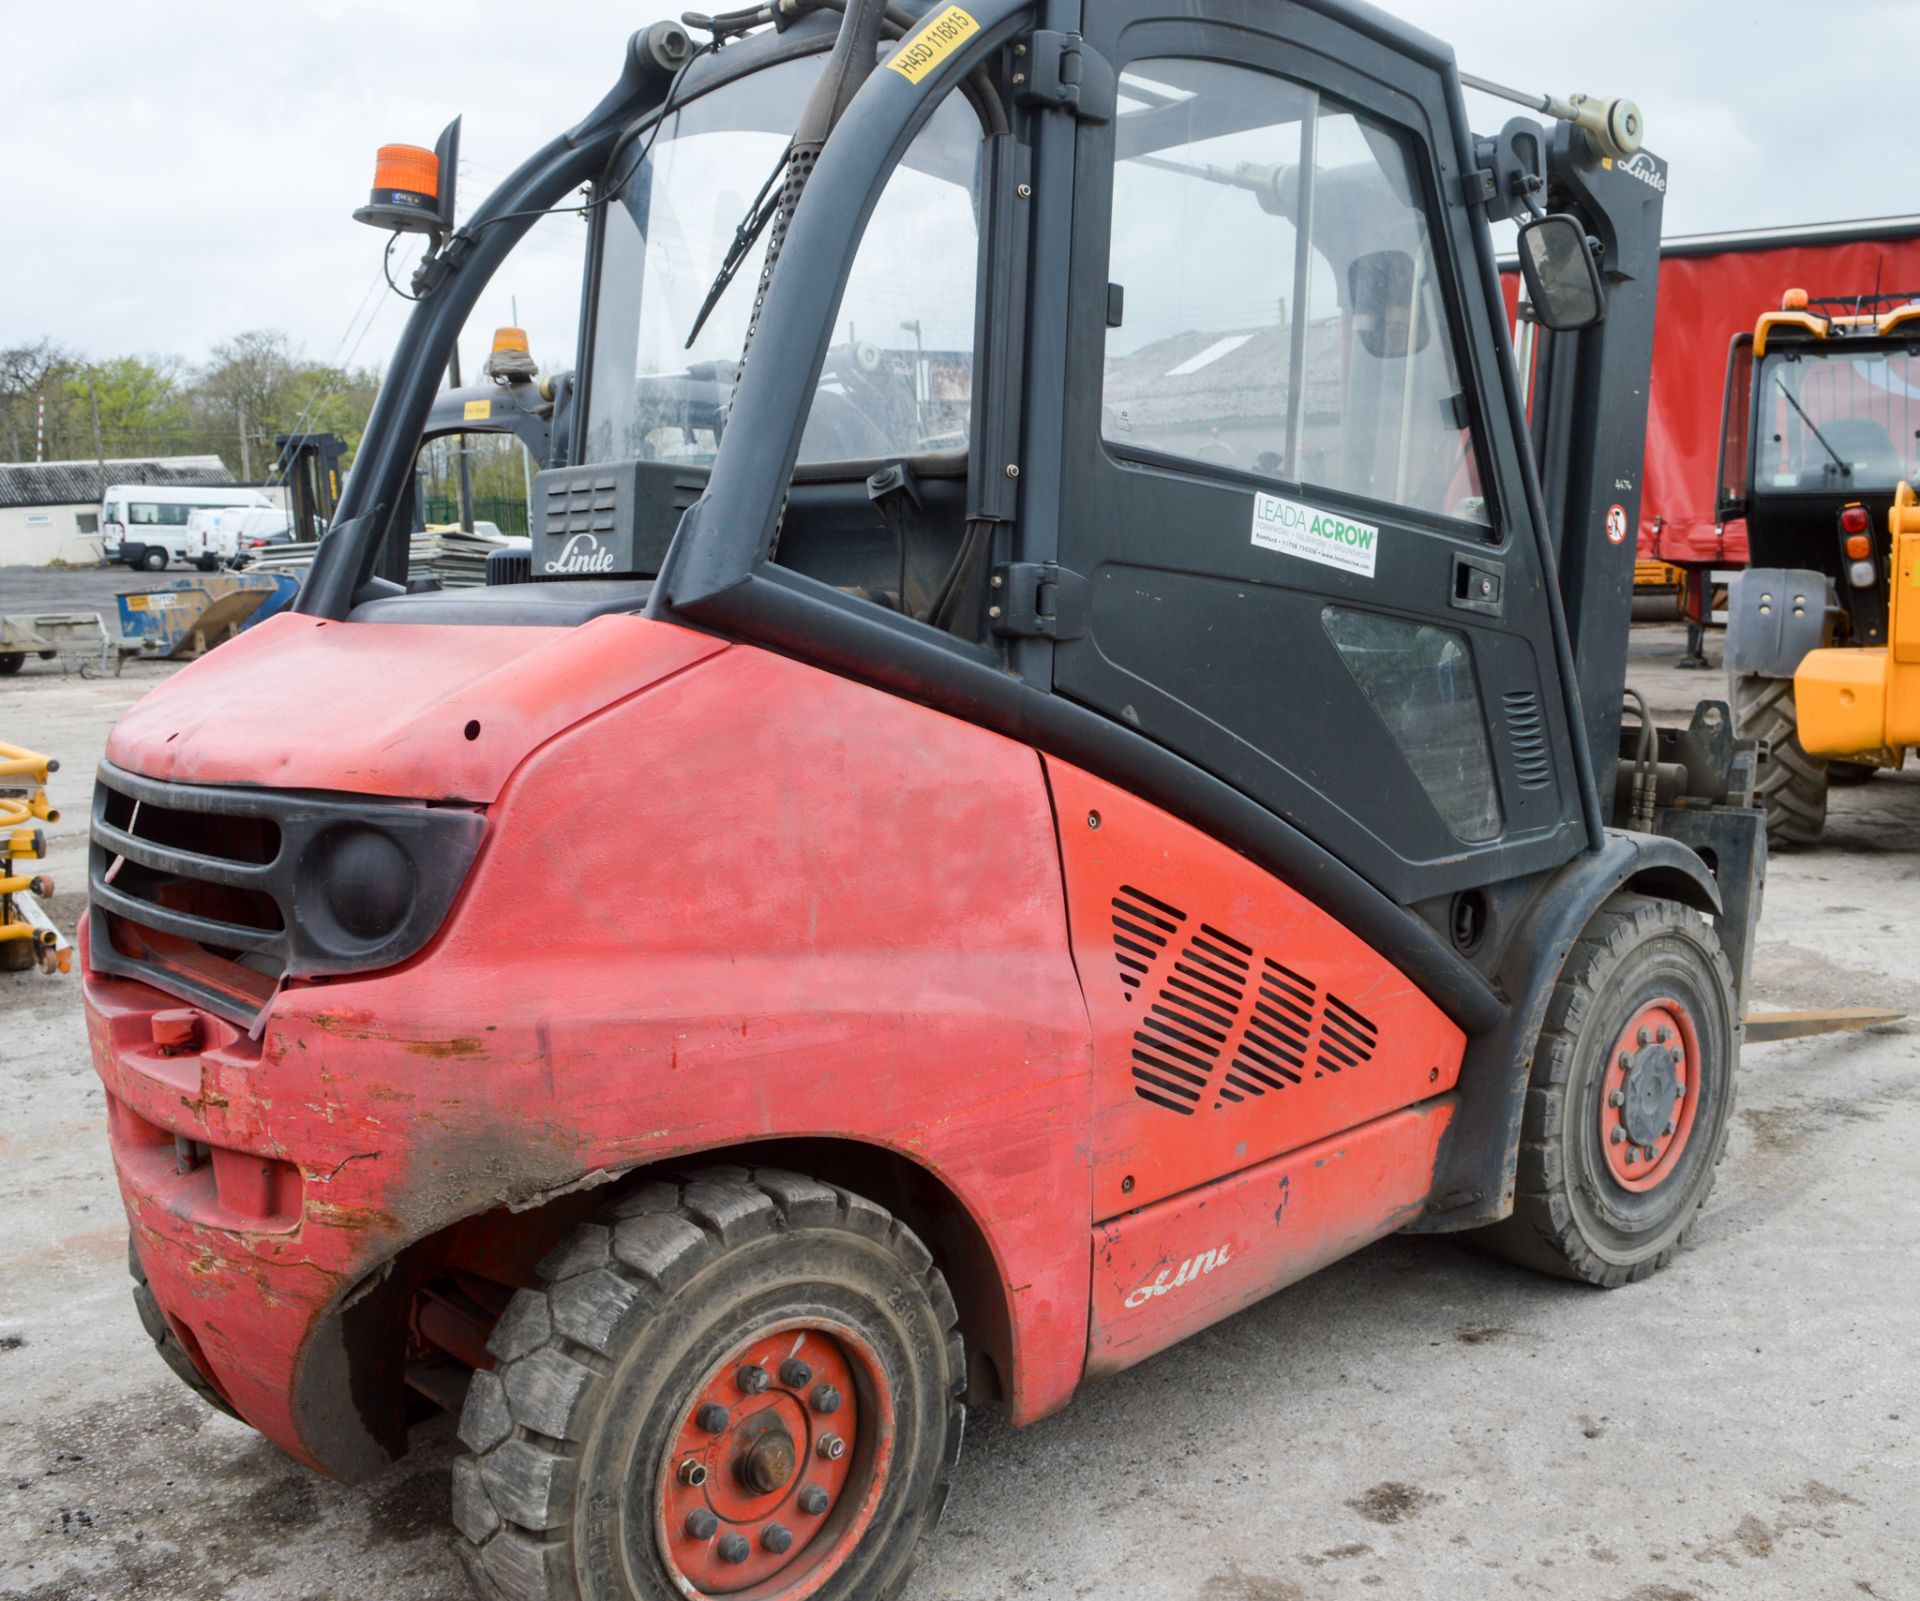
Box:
left=140, top=547, right=169, bottom=572
left=455, top=1167, right=964, bottom=1601
left=1733, top=673, right=1827, bottom=844
left=1479, top=893, right=1738, bottom=1287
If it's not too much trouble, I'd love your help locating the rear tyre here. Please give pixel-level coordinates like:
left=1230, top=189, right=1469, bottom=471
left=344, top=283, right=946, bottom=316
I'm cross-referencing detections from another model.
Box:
left=128, top=1235, right=238, bottom=1417
left=0, top=653, right=23, bottom=676
left=140, top=548, right=168, bottom=572
left=1479, top=893, right=1738, bottom=1287
left=1733, top=673, right=1827, bottom=845
left=455, top=1166, right=963, bottom=1601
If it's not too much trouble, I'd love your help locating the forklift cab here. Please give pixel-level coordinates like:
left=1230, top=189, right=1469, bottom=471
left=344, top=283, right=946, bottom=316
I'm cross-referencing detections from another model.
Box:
left=333, top=1, right=1644, bottom=912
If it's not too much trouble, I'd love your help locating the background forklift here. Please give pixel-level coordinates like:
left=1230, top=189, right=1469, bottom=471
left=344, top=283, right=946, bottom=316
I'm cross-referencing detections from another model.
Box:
left=86, top=4, right=1766, bottom=1599
left=1719, top=288, right=1920, bottom=841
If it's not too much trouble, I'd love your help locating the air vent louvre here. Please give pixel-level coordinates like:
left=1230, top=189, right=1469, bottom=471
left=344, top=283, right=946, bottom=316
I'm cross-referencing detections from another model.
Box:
left=1503, top=689, right=1553, bottom=791
left=1113, top=886, right=1386, bottom=1116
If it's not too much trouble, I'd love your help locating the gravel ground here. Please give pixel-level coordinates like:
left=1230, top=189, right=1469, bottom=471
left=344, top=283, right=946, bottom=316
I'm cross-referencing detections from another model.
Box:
left=1, top=611, right=1915, bottom=1601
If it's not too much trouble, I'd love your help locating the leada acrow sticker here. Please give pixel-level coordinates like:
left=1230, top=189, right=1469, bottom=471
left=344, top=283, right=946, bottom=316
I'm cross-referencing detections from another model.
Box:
left=887, top=5, right=979, bottom=84
left=1250, top=491, right=1380, bottom=578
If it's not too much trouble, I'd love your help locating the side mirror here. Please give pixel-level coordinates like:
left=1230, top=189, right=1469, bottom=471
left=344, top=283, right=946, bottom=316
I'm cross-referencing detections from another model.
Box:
left=1517, top=214, right=1605, bottom=332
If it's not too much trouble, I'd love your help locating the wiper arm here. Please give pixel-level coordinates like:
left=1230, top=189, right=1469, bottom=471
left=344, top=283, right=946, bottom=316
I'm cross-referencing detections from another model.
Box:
left=1774, top=371, right=1850, bottom=476
left=684, top=145, right=791, bottom=351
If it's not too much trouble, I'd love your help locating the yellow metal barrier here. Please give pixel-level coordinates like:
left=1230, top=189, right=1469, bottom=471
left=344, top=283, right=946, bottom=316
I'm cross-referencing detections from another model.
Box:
left=0, top=739, right=67, bottom=974
left=1797, top=482, right=1920, bottom=760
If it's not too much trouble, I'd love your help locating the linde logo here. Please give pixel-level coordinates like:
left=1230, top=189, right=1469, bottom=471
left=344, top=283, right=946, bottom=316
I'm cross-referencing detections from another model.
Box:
left=1124, top=1241, right=1233, bottom=1309
left=544, top=532, right=617, bottom=575
left=1250, top=491, right=1380, bottom=578
left=1617, top=152, right=1667, bottom=193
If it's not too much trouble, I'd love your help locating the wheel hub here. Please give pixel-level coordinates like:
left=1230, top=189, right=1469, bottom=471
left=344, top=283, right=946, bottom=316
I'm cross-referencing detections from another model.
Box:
left=1598, top=1000, right=1701, bottom=1192
left=656, top=1324, right=881, bottom=1597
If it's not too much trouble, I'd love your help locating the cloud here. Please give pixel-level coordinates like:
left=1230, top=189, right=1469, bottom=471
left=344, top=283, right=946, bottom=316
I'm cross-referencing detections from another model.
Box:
left=4, top=0, right=1912, bottom=376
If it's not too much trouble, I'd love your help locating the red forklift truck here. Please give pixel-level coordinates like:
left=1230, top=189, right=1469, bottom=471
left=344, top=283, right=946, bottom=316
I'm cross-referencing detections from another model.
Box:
left=83, top=4, right=1764, bottom=1598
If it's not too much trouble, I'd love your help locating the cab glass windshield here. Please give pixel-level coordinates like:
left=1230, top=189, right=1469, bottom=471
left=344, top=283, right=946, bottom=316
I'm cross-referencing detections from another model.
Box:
left=582, top=54, right=983, bottom=470
left=1755, top=346, right=1920, bottom=495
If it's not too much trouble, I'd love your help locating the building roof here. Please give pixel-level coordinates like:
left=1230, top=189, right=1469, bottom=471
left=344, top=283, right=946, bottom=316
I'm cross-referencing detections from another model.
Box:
left=0, top=456, right=235, bottom=510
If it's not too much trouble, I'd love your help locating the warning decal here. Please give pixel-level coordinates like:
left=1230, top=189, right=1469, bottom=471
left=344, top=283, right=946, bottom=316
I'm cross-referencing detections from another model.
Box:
left=1250, top=491, right=1380, bottom=579
left=887, top=5, right=979, bottom=84
left=1605, top=503, right=1629, bottom=544
left=463, top=398, right=493, bottom=422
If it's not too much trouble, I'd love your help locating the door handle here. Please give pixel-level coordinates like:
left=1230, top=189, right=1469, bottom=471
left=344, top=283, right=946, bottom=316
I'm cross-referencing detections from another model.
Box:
left=1451, top=552, right=1505, bottom=618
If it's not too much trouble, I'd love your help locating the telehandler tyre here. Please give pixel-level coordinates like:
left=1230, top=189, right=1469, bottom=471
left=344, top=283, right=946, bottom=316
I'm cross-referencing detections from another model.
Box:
left=1479, top=893, right=1737, bottom=1287
left=1733, top=673, right=1827, bottom=844
left=455, top=1167, right=963, bottom=1601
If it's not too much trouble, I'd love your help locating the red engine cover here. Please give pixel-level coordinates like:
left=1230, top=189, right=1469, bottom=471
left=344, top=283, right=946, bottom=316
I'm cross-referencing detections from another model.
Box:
left=1045, top=761, right=1466, bottom=1220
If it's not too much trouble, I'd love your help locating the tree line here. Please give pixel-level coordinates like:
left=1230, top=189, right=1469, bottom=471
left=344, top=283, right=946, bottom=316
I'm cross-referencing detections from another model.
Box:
left=0, top=332, right=381, bottom=480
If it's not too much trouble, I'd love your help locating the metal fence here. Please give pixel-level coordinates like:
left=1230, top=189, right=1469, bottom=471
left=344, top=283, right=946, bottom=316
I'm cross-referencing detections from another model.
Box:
left=420, top=495, right=529, bottom=538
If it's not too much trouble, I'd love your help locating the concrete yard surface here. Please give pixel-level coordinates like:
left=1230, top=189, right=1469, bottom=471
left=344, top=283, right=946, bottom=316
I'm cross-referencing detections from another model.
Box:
left=1, top=620, right=1915, bottom=1601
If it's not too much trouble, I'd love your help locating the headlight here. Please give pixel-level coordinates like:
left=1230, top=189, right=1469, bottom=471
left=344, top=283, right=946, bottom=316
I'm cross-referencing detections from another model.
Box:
left=300, top=824, right=418, bottom=948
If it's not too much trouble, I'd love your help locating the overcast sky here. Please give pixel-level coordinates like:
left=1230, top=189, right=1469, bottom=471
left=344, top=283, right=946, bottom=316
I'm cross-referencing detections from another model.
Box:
left=5, top=0, right=1915, bottom=380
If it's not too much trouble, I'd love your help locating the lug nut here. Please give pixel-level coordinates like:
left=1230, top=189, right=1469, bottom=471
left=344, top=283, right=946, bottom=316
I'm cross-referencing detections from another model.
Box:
left=1608, top=1089, right=1626, bottom=1108
left=1657, top=1026, right=1671, bottom=1043
left=697, top=1403, right=730, bottom=1433
left=718, top=1532, right=751, bottom=1564
left=679, top=1458, right=709, bottom=1488
left=1610, top=1127, right=1626, bottom=1145
left=685, top=1508, right=719, bottom=1540
left=1674, top=1081, right=1686, bottom=1098
left=816, top=1433, right=846, bottom=1461
left=1644, top=1145, right=1659, bottom=1162
left=779, top=1359, right=813, bottom=1389
left=1619, top=1052, right=1632, bottom=1070
left=738, top=1364, right=770, bottom=1395
left=1624, top=1147, right=1638, bottom=1163
left=811, top=1383, right=842, bottom=1415
left=1664, top=1121, right=1676, bottom=1136
left=1637, top=1028, right=1651, bottom=1046
left=763, top=1523, right=794, bottom=1554
left=799, top=1485, right=830, bottom=1516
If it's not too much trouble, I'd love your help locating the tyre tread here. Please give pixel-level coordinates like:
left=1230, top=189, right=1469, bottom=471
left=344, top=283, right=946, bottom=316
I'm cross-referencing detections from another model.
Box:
left=452, top=1165, right=964, bottom=1600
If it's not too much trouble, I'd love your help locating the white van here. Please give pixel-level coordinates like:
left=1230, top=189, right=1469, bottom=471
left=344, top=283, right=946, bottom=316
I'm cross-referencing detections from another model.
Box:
left=101, top=485, right=274, bottom=570
left=183, top=505, right=294, bottom=568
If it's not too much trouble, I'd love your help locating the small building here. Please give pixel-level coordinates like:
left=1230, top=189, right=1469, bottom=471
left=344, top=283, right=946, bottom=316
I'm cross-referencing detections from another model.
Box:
left=0, top=456, right=238, bottom=567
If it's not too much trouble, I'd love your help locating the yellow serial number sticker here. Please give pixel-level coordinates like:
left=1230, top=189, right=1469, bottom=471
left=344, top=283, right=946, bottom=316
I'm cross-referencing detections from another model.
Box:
left=124, top=595, right=148, bottom=611
left=463, top=398, right=493, bottom=421
left=888, top=4, right=978, bottom=84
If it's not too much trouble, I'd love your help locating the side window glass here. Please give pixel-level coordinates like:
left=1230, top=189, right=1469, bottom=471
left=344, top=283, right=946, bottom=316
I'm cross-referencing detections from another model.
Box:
left=799, top=89, right=981, bottom=463
left=1104, top=58, right=1489, bottom=529
left=1322, top=606, right=1502, bottom=840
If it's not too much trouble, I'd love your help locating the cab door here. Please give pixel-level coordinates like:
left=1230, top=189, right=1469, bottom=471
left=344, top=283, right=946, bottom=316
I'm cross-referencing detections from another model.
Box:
left=1045, top=8, right=1584, bottom=910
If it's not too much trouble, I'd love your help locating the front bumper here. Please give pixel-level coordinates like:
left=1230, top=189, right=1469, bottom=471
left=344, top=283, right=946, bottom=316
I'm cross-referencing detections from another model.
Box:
left=85, top=918, right=418, bottom=1478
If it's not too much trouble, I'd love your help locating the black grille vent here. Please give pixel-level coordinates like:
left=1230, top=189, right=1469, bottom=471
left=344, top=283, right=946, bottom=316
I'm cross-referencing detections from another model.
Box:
left=1111, top=884, right=1184, bottom=995
left=1503, top=689, right=1553, bottom=791
left=1112, top=884, right=1386, bottom=1116
left=1317, top=993, right=1379, bottom=1076
left=486, top=546, right=531, bottom=586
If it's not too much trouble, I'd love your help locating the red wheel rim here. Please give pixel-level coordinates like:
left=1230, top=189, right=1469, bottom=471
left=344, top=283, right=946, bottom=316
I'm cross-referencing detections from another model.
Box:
left=1597, top=999, right=1701, bottom=1192
left=656, top=1319, right=893, bottom=1599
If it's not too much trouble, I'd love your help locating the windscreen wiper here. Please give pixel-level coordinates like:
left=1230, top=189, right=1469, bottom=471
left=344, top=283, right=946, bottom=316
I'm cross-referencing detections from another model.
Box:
left=684, top=145, right=791, bottom=351
left=1774, top=372, right=1850, bottom=477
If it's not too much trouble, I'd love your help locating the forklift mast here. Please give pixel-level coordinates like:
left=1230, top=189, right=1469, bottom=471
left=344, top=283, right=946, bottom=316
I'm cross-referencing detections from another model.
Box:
left=272, top=431, right=347, bottom=543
